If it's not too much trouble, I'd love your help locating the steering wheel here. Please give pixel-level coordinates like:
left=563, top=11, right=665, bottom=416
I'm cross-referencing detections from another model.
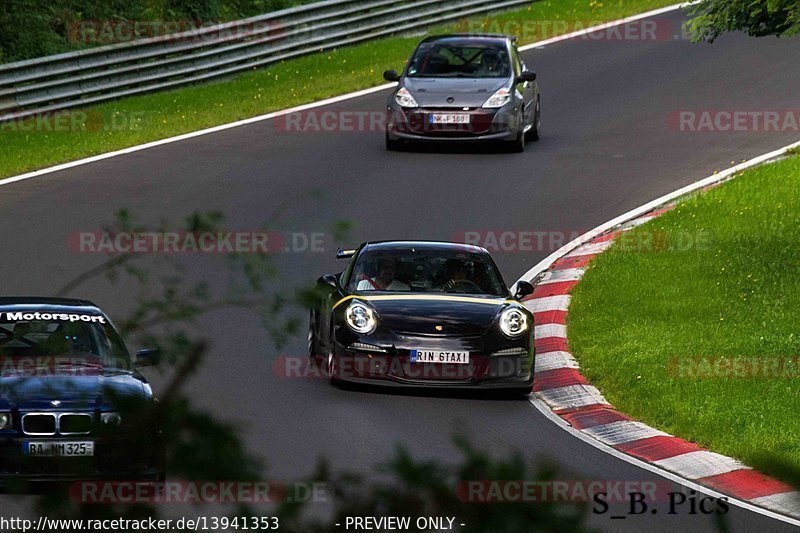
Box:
left=444, top=279, right=482, bottom=292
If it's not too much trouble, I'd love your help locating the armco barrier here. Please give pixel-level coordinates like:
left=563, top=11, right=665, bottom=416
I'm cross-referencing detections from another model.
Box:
left=0, top=0, right=532, bottom=121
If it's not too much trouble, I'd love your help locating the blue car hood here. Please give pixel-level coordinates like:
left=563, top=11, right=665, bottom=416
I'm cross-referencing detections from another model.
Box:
left=0, top=373, right=145, bottom=410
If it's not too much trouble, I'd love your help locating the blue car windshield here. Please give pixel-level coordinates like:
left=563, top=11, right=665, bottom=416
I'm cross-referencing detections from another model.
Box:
left=348, top=249, right=508, bottom=296
left=0, top=314, right=130, bottom=371
left=407, top=41, right=511, bottom=78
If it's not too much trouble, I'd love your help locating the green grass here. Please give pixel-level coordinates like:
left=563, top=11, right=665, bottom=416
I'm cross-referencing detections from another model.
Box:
left=0, top=0, right=678, bottom=179
left=568, top=154, right=800, bottom=481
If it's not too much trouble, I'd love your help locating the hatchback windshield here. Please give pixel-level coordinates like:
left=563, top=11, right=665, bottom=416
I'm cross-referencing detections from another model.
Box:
left=407, top=40, right=511, bottom=78
left=0, top=313, right=130, bottom=371
left=348, top=249, right=508, bottom=296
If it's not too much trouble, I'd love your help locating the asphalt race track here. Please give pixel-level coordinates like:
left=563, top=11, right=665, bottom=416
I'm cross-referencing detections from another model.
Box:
left=1, top=8, right=799, bottom=531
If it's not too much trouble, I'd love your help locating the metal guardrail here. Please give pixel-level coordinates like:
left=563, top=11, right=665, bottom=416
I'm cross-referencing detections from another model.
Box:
left=0, top=0, right=532, bottom=122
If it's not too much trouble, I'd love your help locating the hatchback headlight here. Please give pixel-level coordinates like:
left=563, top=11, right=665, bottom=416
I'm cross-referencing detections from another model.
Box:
left=0, top=412, right=10, bottom=430
left=483, top=88, right=512, bottom=109
left=101, top=412, right=123, bottom=426
left=499, top=308, right=528, bottom=337
left=395, top=87, right=419, bottom=108
left=346, top=302, right=378, bottom=334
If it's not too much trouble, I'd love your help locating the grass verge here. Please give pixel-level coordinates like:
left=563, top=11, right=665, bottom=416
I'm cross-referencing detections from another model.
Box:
left=0, top=0, right=678, bottom=179
left=568, top=154, right=800, bottom=481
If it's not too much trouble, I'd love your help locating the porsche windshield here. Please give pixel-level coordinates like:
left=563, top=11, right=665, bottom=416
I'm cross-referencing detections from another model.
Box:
left=349, top=249, right=508, bottom=296
left=0, top=314, right=130, bottom=371
left=407, top=41, right=511, bottom=78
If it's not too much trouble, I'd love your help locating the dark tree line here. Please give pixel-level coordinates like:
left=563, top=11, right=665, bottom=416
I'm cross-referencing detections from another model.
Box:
left=0, top=0, right=314, bottom=62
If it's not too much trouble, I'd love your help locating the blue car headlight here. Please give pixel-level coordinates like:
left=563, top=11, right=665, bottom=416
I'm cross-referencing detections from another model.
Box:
left=101, top=412, right=123, bottom=426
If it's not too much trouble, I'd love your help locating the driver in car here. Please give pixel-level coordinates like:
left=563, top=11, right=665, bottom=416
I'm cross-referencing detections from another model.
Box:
left=441, top=259, right=480, bottom=292
left=357, top=258, right=410, bottom=291
left=478, top=49, right=506, bottom=76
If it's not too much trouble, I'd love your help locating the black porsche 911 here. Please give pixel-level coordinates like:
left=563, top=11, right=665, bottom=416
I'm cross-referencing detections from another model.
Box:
left=308, top=242, right=535, bottom=393
left=0, top=298, right=164, bottom=486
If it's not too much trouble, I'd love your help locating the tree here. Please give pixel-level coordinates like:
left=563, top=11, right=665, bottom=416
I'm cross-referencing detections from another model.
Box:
left=687, top=0, right=800, bottom=42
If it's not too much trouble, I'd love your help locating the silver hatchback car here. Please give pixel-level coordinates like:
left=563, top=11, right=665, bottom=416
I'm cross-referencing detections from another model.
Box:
left=383, top=34, right=540, bottom=152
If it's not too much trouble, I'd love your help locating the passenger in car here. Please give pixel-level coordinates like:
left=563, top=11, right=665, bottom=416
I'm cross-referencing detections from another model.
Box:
left=356, top=258, right=411, bottom=291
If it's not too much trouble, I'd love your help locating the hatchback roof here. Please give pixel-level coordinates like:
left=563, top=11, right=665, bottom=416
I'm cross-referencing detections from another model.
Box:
left=422, top=34, right=515, bottom=44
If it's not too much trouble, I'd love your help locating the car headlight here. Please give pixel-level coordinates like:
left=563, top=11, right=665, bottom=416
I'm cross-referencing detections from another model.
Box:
left=101, top=412, right=123, bottom=426
left=0, top=412, right=10, bottom=430
left=346, top=302, right=377, bottom=334
left=499, top=307, right=528, bottom=337
left=482, top=88, right=512, bottom=108
left=394, top=87, right=419, bottom=108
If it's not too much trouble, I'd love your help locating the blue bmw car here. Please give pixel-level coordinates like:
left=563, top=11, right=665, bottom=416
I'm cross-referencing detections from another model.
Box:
left=0, top=298, right=164, bottom=486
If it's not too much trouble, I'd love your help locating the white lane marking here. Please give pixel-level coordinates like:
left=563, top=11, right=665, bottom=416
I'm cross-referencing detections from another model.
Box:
left=536, top=384, right=609, bottom=411
left=534, top=323, right=567, bottom=340
left=523, top=295, right=570, bottom=313
left=0, top=84, right=398, bottom=188
left=654, top=451, right=751, bottom=480
left=751, top=492, right=800, bottom=517
left=537, top=268, right=586, bottom=284
left=0, top=4, right=691, bottom=188
left=583, top=420, right=668, bottom=446
left=529, top=396, right=800, bottom=527
left=535, top=351, right=579, bottom=372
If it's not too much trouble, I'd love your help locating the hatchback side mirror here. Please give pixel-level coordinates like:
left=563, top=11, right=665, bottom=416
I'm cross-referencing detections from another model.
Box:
left=514, top=280, right=534, bottom=300
left=135, top=349, right=161, bottom=368
left=383, top=70, right=401, bottom=82
left=516, top=71, right=537, bottom=83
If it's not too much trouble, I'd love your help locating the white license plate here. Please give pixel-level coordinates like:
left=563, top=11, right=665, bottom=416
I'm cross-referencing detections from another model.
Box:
left=429, top=113, right=470, bottom=124
left=410, top=350, right=470, bottom=364
left=24, top=441, right=95, bottom=457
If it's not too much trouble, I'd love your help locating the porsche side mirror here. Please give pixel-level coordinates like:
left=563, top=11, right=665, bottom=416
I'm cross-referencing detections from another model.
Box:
left=516, top=71, right=537, bottom=83
left=135, top=348, right=161, bottom=368
left=383, top=70, right=401, bottom=82
left=321, top=274, right=339, bottom=288
left=514, top=280, right=534, bottom=300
